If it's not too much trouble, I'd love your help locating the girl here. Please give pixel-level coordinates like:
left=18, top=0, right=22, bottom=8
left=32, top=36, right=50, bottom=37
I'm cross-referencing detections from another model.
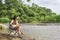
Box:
left=10, top=15, right=24, bottom=38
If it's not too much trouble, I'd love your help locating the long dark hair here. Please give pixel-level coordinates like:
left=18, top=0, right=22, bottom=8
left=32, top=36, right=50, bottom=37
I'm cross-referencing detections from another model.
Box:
left=13, top=15, right=18, bottom=20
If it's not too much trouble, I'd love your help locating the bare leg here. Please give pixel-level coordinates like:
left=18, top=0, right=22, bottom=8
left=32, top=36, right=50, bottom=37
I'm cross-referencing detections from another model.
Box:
left=19, top=26, right=24, bottom=35
left=16, top=25, right=24, bottom=38
left=16, top=26, right=22, bottom=38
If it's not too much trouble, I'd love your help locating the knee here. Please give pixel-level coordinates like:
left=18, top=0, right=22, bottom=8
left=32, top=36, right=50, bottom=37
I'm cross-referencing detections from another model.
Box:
left=16, top=25, right=21, bottom=29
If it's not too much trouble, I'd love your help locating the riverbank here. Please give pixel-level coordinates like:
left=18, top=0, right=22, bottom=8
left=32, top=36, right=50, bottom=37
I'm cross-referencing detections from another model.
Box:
left=0, top=33, right=34, bottom=40
left=4, top=23, right=60, bottom=26
left=0, top=29, right=34, bottom=40
left=18, top=23, right=60, bottom=26
left=0, top=23, right=35, bottom=40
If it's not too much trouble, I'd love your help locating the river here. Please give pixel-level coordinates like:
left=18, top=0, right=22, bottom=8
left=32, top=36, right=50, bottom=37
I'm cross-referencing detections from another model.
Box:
left=5, top=23, right=60, bottom=40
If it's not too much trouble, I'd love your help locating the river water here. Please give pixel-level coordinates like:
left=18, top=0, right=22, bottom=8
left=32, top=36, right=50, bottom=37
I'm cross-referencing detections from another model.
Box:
left=5, top=23, right=60, bottom=40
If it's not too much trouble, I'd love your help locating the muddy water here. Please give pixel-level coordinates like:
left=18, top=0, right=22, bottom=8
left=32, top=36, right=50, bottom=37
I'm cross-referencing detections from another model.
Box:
left=5, top=23, right=60, bottom=40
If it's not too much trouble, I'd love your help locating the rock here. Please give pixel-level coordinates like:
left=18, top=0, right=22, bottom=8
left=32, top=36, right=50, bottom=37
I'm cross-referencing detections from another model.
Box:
left=0, top=24, right=35, bottom=40
left=0, top=24, right=7, bottom=28
left=0, top=33, right=34, bottom=40
left=0, top=24, right=7, bottom=30
left=0, top=24, right=5, bottom=30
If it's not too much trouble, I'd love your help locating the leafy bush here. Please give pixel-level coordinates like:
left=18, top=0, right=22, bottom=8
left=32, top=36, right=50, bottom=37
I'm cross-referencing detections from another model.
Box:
left=0, top=17, right=10, bottom=23
left=0, top=0, right=60, bottom=23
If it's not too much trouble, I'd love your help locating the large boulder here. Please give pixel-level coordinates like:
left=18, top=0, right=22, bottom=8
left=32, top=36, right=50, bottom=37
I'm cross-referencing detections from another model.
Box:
left=0, top=24, right=7, bottom=33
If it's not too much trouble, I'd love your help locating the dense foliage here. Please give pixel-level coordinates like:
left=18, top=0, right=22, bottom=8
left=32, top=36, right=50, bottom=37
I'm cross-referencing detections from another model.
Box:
left=0, top=0, right=60, bottom=23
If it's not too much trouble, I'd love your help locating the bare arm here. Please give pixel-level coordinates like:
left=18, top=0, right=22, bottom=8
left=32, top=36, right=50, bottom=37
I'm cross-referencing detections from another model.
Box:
left=10, top=20, right=13, bottom=26
left=16, top=20, right=21, bottom=26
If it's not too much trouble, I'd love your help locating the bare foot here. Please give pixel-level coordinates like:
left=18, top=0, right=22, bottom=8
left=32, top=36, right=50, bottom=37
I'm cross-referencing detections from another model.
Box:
left=21, top=32, right=24, bottom=35
left=18, top=34, right=22, bottom=39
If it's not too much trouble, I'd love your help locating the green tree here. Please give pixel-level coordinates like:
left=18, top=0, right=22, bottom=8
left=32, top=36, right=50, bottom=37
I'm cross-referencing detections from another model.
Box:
left=0, top=0, right=59, bottom=23
left=26, top=0, right=30, bottom=2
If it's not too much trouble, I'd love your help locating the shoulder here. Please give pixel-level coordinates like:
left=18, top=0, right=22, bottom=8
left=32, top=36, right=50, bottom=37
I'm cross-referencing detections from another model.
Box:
left=10, top=19, right=14, bottom=22
left=11, top=19, right=14, bottom=21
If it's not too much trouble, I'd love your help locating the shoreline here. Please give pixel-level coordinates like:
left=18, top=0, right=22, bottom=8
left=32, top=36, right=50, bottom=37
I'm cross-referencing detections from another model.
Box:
left=1, top=23, right=60, bottom=26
